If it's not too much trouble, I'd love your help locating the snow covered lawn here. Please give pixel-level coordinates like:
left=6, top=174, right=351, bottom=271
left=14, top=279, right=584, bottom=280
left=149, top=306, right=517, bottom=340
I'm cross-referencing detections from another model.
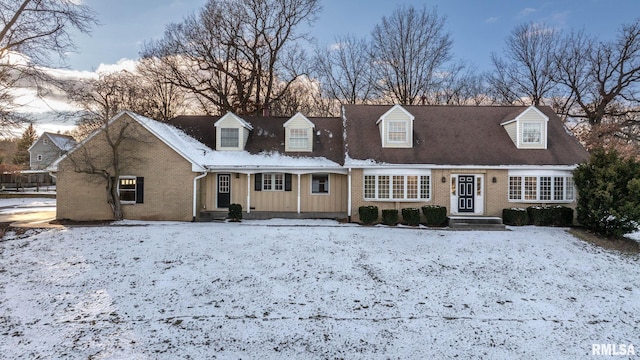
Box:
left=1, top=221, right=638, bottom=359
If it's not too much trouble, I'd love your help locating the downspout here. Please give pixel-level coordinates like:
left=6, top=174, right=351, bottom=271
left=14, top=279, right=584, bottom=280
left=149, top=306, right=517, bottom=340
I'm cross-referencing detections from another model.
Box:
left=347, top=168, right=352, bottom=222
left=192, top=172, right=207, bottom=221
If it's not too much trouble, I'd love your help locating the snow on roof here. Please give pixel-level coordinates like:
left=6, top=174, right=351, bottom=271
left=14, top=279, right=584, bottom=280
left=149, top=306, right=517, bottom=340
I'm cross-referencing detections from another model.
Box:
left=129, top=112, right=343, bottom=172
left=46, top=133, right=77, bottom=151
left=202, top=150, right=342, bottom=170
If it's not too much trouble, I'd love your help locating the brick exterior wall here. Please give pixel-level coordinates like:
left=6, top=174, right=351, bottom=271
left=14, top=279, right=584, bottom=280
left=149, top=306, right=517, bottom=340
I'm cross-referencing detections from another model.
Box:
left=349, top=168, right=577, bottom=223
left=56, top=114, right=195, bottom=221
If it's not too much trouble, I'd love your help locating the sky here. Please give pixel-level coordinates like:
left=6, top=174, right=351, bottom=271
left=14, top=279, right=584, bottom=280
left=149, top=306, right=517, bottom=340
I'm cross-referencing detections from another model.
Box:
left=65, top=0, right=640, bottom=73
left=12, top=0, right=640, bottom=134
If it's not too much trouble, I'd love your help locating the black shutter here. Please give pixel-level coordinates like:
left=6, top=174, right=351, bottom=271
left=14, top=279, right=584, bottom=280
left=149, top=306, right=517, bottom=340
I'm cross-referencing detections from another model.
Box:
left=285, top=173, right=292, bottom=191
left=254, top=173, right=262, bottom=191
left=136, top=177, right=144, bottom=203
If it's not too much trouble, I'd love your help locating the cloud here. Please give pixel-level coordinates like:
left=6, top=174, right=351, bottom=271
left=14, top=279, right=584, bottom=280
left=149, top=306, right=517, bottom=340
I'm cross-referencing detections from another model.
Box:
left=484, top=16, right=500, bottom=24
left=518, top=7, right=537, bottom=18
left=95, top=58, right=139, bottom=74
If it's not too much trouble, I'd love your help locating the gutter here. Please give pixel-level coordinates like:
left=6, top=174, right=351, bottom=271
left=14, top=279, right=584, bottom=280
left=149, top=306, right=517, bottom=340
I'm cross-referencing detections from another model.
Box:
left=192, top=172, right=208, bottom=221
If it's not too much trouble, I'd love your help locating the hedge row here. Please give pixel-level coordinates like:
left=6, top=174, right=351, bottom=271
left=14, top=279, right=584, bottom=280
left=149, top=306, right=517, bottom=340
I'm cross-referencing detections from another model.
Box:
left=503, top=206, right=573, bottom=226
left=359, top=205, right=448, bottom=226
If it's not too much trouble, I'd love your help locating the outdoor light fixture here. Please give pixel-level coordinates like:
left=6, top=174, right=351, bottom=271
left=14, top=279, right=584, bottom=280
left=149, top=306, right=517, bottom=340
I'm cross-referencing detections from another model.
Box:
left=492, top=177, right=497, bottom=183
left=441, top=176, right=446, bottom=183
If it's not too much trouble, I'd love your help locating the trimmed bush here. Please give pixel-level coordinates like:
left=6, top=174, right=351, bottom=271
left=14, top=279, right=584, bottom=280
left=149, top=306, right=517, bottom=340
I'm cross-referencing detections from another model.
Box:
left=228, top=203, right=243, bottom=221
left=401, top=208, right=421, bottom=226
left=359, top=205, right=379, bottom=225
left=526, top=206, right=573, bottom=227
left=381, top=209, right=398, bottom=226
left=502, top=208, right=529, bottom=226
left=421, top=205, right=447, bottom=226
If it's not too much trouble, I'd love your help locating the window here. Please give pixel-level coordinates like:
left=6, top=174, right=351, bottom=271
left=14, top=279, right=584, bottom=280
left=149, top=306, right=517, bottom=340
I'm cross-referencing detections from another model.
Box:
left=289, top=128, right=309, bottom=150
left=220, top=128, right=239, bottom=148
left=388, top=121, right=407, bottom=143
left=509, top=175, right=574, bottom=202
left=312, top=174, right=329, bottom=194
left=118, top=176, right=144, bottom=204
left=263, top=173, right=284, bottom=191
left=36, top=154, right=43, bottom=161
left=509, top=177, right=522, bottom=200
left=540, top=176, right=552, bottom=201
left=522, top=122, right=541, bottom=144
left=43, top=139, right=48, bottom=145
left=363, top=174, right=431, bottom=201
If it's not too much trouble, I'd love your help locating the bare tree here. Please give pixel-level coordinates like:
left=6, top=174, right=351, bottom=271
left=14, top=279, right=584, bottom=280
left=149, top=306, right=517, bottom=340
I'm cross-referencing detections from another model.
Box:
left=136, top=58, right=188, bottom=121
left=552, top=20, right=640, bottom=149
left=0, top=0, right=97, bottom=132
left=487, top=22, right=560, bottom=106
left=142, top=0, right=320, bottom=116
left=422, top=61, right=489, bottom=105
left=64, top=71, right=149, bottom=139
left=370, top=5, right=452, bottom=105
left=312, top=35, right=375, bottom=105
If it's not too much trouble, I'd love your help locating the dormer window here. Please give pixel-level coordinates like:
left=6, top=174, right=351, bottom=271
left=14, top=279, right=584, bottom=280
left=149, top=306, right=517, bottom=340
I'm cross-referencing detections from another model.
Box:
left=376, top=104, right=414, bottom=148
left=501, top=106, right=548, bottom=149
left=284, top=113, right=314, bottom=152
left=220, top=128, right=239, bottom=148
left=214, top=112, right=253, bottom=151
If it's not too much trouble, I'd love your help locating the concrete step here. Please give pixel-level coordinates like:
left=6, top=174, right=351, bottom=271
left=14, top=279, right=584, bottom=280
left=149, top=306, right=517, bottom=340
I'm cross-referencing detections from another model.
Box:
left=448, top=216, right=506, bottom=231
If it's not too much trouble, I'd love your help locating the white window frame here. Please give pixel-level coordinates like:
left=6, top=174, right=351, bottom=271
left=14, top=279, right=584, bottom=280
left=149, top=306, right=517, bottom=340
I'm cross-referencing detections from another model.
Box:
left=220, top=128, right=239, bottom=148
left=289, top=128, right=309, bottom=150
left=363, top=172, right=431, bottom=201
left=387, top=120, right=408, bottom=143
left=118, top=176, right=137, bottom=204
left=263, top=173, right=284, bottom=191
left=522, top=122, right=542, bottom=144
left=311, top=173, right=329, bottom=195
left=508, top=174, right=575, bottom=202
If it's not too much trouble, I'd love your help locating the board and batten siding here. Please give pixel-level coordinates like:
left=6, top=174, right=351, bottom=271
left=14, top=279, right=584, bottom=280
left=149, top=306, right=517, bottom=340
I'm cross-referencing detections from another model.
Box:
left=204, top=173, right=347, bottom=212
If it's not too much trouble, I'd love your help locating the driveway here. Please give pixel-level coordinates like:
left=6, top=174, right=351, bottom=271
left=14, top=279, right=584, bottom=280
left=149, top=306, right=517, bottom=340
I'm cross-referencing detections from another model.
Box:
left=0, top=197, right=58, bottom=228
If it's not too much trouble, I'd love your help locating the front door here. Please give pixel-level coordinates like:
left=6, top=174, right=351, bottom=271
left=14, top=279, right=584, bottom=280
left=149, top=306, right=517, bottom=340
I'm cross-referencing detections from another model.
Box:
left=458, top=175, right=474, bottom=213
left=217, top=174, right=231, bottom=208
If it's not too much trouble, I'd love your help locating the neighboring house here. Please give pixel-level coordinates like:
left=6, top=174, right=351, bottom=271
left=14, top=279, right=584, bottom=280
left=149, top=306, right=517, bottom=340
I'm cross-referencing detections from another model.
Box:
left=51, top=105, right=588, bottom=222
left=29, top=132, right=77, bottom=170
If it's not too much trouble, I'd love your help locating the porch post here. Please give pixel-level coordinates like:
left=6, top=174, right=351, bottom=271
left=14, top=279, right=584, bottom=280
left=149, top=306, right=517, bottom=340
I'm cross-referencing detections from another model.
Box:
left=347, top=168, right=352, bottom=222
left=246, top=173, right=251, bottom=213
left=297, top=173, right=301, bottom=213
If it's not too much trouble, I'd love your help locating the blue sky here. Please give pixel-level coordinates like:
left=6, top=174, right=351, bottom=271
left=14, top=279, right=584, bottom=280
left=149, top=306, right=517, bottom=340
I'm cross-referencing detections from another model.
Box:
left=66, top=0, right=640, bottom=73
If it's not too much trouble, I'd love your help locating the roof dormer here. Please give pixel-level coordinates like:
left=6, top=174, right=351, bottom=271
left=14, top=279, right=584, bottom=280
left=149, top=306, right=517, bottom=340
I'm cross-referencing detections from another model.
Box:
left=376, top=104, right=414, bottom=148
left=283, top=112, right=315, bottom=152
left=214, top=112, right=253, bottom=151
left=500, top=106, right=549, bottom=149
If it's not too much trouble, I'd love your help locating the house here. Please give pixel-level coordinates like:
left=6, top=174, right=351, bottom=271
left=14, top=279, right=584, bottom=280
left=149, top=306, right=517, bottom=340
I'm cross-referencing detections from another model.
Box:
left=20, top=132, right=77, bottom=186
left=51, top=105, right=588, bottom=223
left=29, top=132, right=77, bottom=170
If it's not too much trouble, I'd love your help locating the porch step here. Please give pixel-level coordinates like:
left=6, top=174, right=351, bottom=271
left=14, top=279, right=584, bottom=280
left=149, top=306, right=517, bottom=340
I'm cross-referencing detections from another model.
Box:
left=448, top=216, right=506, bottom=231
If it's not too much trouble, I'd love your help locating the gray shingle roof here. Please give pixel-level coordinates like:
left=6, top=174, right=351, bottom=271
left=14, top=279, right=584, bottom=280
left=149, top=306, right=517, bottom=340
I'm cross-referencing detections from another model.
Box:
left=343, top=105, right=589, bottom=166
